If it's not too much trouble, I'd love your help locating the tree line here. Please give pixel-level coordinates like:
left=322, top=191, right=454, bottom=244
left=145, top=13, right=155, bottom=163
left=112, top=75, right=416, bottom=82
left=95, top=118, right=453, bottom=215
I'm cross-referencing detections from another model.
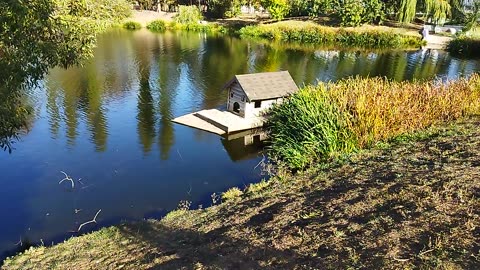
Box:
left=136, top=0, right=479, bottom=27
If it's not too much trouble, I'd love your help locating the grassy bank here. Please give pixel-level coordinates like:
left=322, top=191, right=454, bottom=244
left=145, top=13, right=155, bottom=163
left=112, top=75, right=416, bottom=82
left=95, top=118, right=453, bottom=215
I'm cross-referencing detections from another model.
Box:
left=3, top=116, right=480, bottom=269
left=268, top=75, right=480, bottom=169
left=239, top=21, right=425, bottom=49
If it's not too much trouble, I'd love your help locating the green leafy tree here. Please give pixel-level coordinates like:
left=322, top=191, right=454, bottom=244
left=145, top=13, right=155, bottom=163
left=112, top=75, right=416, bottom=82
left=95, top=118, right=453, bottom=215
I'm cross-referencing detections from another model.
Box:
left=261, top=0, right=290, bottom=20
left=288, top=0, right=310, bottom=17
left=1, top=0, right=66, bottom=151
left=206, top=0, right=240, bottom=18
left=309, top=0, right=335, bottom=16
left=337, top=0, right=365, bottom=26
left=175, top=5, right=203, bottom=23
left=336, top=0, right=384, bottom=26
left=0, top=0, right=130, bottom=152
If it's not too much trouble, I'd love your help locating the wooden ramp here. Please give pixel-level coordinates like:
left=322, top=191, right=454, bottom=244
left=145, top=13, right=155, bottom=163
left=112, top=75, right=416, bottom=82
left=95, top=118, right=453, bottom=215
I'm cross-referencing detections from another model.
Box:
left=172, top=113, right=226, bottom=135
left=172, top=109, right=266, bottom=135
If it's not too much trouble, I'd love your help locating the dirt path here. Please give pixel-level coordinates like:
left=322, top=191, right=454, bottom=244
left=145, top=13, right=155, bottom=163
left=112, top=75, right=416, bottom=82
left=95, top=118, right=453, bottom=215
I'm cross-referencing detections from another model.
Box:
left=128, top=10, right=177, bottom=27
left=425, top=34, right=453, bottom=50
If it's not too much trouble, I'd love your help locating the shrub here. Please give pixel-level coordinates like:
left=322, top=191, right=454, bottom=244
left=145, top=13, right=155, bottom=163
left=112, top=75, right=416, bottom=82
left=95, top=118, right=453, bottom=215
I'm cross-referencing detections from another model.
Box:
left=222, top=187, right=243, bottom=202
left=175, top=5, right=203, bottom=24
left=261, top=0, right=291, bottom=20
left=268, top=75, right=480, bottom=169
left=55, top=0, right=131, bottom=22
left=337, top=0, right=365, bottom=26
left=122, top=21, right=142, bottom=30
left=336, top=0, right=384, bottom=26
left=447, top=37, right=480, bottom=58
left=146, top=20, right=167, bottom=32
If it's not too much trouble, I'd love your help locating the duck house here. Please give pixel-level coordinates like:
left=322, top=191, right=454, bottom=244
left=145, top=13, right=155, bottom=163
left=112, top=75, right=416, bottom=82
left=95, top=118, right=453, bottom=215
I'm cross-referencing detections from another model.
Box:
left=172, top=71, right=298, bottom=135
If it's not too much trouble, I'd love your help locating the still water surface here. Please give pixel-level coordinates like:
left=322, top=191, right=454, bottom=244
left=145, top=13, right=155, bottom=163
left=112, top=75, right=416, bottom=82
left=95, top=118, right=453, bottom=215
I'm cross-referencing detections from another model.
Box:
left=1, top=29, right=480, bottom=258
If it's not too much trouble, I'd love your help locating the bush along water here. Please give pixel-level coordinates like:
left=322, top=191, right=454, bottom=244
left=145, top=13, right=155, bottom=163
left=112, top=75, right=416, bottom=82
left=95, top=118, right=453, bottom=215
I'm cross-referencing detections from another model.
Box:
left=146, top=20, right=167, bottom=32
left=239, top=22, right=425, bottom=49
left=122, top=21, right=142, bottom=30
left=268, top=75, right=480, bottom=170
left=447, top=37, right=480, bottom=58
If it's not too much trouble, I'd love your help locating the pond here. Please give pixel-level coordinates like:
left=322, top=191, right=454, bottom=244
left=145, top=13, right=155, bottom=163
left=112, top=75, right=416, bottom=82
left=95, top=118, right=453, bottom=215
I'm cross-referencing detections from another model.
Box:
left=1, top=28, right=480, bottom=259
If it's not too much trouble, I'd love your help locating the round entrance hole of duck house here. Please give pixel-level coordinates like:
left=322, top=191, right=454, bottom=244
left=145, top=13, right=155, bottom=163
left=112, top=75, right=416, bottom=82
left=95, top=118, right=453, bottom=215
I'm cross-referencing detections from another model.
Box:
left=233, top=102, right=240, bottom=113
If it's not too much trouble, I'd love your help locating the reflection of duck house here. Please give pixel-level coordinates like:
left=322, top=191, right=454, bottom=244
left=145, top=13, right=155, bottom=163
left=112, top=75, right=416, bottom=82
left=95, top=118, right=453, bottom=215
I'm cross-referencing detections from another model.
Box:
left=222, top=129, right=269, bottom=161
left=173, top=71, right=298, bottom=135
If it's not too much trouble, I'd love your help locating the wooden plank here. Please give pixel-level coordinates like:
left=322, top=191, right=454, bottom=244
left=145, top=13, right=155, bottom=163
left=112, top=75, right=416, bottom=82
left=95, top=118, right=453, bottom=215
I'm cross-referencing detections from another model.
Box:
left=172, top=113, right=225, bottom=135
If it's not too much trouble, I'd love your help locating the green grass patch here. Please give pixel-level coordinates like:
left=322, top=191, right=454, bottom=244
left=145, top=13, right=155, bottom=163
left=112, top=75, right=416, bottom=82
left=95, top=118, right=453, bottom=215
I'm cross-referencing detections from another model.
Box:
left=222, top=187, right=243, bottom=202
left=122, top=21, right=142, bottom=30
left=247, top=180, right=270, bottom=194
left=268, top=75, right=480, bottom=169
left=238, top=21, right=425, bottom=49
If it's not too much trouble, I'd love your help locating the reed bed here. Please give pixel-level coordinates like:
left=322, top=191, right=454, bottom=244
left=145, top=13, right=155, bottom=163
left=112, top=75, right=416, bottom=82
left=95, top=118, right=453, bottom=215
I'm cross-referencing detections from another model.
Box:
left=146, top=20, right=226, bottom=33
left=447, top=37, right=480, bottom=58
left=268, top=75, right=480, bottom=169
left=239, top=22, right=424, bottom=49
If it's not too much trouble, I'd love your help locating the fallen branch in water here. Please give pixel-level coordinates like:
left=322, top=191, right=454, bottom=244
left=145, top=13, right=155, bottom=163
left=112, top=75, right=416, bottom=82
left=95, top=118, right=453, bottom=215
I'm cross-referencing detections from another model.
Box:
left=254, top=154, right=266, bottom=170
left=14, top=237, right=22, bottom=246
left=77, top=209, right=102, bottom=232
left=59, top=171, right=75, bottom=189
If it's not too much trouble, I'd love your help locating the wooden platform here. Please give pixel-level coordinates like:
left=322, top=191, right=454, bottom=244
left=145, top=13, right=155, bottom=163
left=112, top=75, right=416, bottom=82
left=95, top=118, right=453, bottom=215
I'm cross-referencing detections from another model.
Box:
left=172, top=109, right=266, bottom=135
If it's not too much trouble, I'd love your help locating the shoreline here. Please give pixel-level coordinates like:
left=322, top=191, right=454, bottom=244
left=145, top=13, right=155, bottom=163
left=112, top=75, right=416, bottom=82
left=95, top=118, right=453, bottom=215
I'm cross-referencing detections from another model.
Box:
left=122, top=12, right=425, bottom=50
left=3, top=116, right=479, bottom=269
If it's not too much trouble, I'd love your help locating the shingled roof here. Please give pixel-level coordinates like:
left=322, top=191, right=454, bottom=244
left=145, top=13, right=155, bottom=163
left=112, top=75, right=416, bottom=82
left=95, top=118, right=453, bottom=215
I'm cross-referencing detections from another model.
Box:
left=224, top=71, right=298, bottom=101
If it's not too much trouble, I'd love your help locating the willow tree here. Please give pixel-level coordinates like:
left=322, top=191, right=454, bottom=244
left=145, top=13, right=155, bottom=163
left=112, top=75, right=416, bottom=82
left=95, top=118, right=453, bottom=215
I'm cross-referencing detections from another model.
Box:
left=425, top=0, right=451, bottom=24
left=398, top=0, right=417, bottom=23
left=397, top=0, right=460, bottom=23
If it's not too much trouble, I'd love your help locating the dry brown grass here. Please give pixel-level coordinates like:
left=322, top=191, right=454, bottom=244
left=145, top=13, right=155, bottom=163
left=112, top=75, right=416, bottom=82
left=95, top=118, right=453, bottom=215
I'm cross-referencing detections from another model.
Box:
left=268, top=75, right=480, bottom=169
left=328, top=75, right=480, bottom=147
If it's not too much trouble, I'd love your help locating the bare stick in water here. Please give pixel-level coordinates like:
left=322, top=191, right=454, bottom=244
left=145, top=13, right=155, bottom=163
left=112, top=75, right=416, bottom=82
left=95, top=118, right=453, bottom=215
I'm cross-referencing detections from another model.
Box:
left=77, top=209, right=102, bottom=232
left=59, top=171, right=75, bottom=189
left=254, top=154, right=266, bottom=170
left=14, top=237, right=22, bottom=246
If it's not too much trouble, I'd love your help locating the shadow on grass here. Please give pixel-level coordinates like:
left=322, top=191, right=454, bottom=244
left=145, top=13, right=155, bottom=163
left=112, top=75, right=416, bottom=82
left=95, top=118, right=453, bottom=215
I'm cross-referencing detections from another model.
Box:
left=115, top=215, right=303, bottom=269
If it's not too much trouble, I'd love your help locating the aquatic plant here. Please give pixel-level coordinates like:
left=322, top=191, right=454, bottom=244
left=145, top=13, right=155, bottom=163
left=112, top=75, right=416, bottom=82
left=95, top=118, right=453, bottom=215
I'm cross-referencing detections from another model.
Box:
left=268, top=75, right=480, bottom=169
left=146, top=20, right=167, bottom=32
left=123, top=21, right=142, bottom=30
